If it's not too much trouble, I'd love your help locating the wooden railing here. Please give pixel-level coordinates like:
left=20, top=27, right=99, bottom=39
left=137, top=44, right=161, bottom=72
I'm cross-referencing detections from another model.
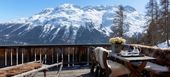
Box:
left=0, top=44, right=110, bottom=68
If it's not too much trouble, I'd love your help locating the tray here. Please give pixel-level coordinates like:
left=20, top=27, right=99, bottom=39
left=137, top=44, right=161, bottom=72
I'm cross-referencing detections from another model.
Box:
left=117, top=53, right=145, bottom=57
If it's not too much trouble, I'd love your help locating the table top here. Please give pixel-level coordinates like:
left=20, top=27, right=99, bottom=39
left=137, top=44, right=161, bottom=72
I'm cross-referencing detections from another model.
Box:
left=111, top=54, right=156, bottom=62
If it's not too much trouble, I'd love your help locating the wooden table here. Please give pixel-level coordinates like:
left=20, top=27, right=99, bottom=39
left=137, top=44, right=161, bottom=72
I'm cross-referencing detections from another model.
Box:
left=111, top=54, right=155, bottom=77
left=0, top=61, right=63, bottom=77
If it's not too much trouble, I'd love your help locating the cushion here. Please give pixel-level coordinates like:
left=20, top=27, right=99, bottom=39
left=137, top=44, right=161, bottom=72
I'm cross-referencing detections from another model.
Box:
left=145, top=62, right=169, bottom=73
left=94, top=47, right=110, bottom=69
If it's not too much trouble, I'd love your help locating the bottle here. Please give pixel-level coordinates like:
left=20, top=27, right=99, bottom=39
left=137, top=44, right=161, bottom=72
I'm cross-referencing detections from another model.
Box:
left=133, top=47, right=140, bottom=56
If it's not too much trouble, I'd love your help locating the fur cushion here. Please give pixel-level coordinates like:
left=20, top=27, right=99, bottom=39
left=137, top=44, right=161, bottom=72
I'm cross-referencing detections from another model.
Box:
left=94, top=47, right=110, bottom=69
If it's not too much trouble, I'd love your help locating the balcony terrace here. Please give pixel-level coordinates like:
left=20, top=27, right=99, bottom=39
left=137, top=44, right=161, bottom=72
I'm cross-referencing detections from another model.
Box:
left=0, top=44, right=170, bottom=77
left=0, top=44, right=110, bottom=77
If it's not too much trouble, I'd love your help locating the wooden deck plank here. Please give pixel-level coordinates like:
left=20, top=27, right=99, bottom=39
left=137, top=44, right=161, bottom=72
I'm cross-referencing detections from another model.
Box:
left=35, top=68, right=93, bottom=77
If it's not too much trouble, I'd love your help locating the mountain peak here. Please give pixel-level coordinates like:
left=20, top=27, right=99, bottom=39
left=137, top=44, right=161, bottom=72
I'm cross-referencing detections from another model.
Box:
left=0, top=4, right=147, bottom=44
left=124, top=5, right=136, bottom=12
left=38, top=8, right=54, bottom=15
left=59, top=3, right=75, bottom=9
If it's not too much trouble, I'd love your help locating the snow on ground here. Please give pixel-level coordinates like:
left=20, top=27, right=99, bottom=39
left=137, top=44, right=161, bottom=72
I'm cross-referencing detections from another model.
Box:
left=157, top=40, right=170, bottom=48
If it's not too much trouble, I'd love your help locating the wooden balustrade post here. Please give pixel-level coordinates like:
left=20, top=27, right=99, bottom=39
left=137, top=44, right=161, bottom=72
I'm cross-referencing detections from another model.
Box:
left=40, top=48, right=42, bottom=63
left=10, top=48, right=13, bottom=65
left=52, top=48, right=54, bottom=64
left=56, top=48, right=59, bottom=67
left=22, top=49, right=24, bottom=64
left=45, top=48, right=47, bottom=64
left=61, top=48, right=64, bottom=64
left=16, top=48, right=19, bottom=65
left=57, top=51, right=59, bottom=63
left=5, top=49, right=7, bottom=66
left=68, top=52, right=70, bottom=67
left=87, top=47, right=90, bottom=65
left=45, top=54, right=47, bottom=64
left=72, top=49, right=74, bottom=66
left=34, top=48, right=37, bottom=61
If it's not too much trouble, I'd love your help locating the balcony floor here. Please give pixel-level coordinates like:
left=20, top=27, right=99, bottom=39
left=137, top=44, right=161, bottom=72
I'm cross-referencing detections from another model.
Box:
left=35, top=68, right=93, bottom=77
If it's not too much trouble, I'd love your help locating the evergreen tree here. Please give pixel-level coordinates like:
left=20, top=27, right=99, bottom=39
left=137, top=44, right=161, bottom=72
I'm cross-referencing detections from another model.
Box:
left=113, top=5, right=126, bottom=37
left=145, top=0, right=160, bottom=45
left=160, top=0, right=170, bottom=46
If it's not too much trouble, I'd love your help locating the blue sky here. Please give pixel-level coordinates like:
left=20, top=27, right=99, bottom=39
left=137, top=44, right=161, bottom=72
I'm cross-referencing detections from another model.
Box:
left=0, top=0, right=148, bottom=21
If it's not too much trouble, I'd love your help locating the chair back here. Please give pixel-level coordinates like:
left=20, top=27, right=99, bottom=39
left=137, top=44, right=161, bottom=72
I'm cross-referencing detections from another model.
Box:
left=94, top=47, right=100, bottom=63
left=94, top=47, right=110, bottom=69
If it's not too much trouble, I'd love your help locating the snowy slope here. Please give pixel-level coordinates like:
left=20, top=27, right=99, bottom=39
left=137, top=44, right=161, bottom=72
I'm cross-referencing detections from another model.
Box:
left=157, top=40, right=170, bottom=48
left=0, top=4, right=147, bottom=44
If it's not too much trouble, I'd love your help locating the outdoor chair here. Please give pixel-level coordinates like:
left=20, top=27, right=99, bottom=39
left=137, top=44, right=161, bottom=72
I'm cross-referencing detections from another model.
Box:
left=91, top=47, right=104, bottom=77
left=95, top=47, right=130, bottom=77
left=90, top=47, right=98, bottom=74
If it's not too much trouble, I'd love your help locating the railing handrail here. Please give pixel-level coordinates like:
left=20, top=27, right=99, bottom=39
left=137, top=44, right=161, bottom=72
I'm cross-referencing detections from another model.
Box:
left=0, top=43, right=111, bottom=68
left=0, top=43, right=110, bottom=48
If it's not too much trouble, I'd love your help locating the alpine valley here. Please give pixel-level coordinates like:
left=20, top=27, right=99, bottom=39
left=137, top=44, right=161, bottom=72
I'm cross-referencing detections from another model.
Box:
left=0, top=4, right=147, bottom=45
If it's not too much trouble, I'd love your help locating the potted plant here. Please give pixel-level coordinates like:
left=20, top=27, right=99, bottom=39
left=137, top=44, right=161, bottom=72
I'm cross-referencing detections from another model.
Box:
left=109, top=37, right=126, bottom=53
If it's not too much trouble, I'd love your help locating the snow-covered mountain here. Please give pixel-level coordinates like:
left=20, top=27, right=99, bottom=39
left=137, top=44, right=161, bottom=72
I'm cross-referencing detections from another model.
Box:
left=0, top=4, right=147, bottom=45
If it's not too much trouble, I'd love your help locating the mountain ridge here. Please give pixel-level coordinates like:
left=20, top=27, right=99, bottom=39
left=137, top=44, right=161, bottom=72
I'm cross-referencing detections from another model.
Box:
left=0, top=4, right=147, bottom=45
